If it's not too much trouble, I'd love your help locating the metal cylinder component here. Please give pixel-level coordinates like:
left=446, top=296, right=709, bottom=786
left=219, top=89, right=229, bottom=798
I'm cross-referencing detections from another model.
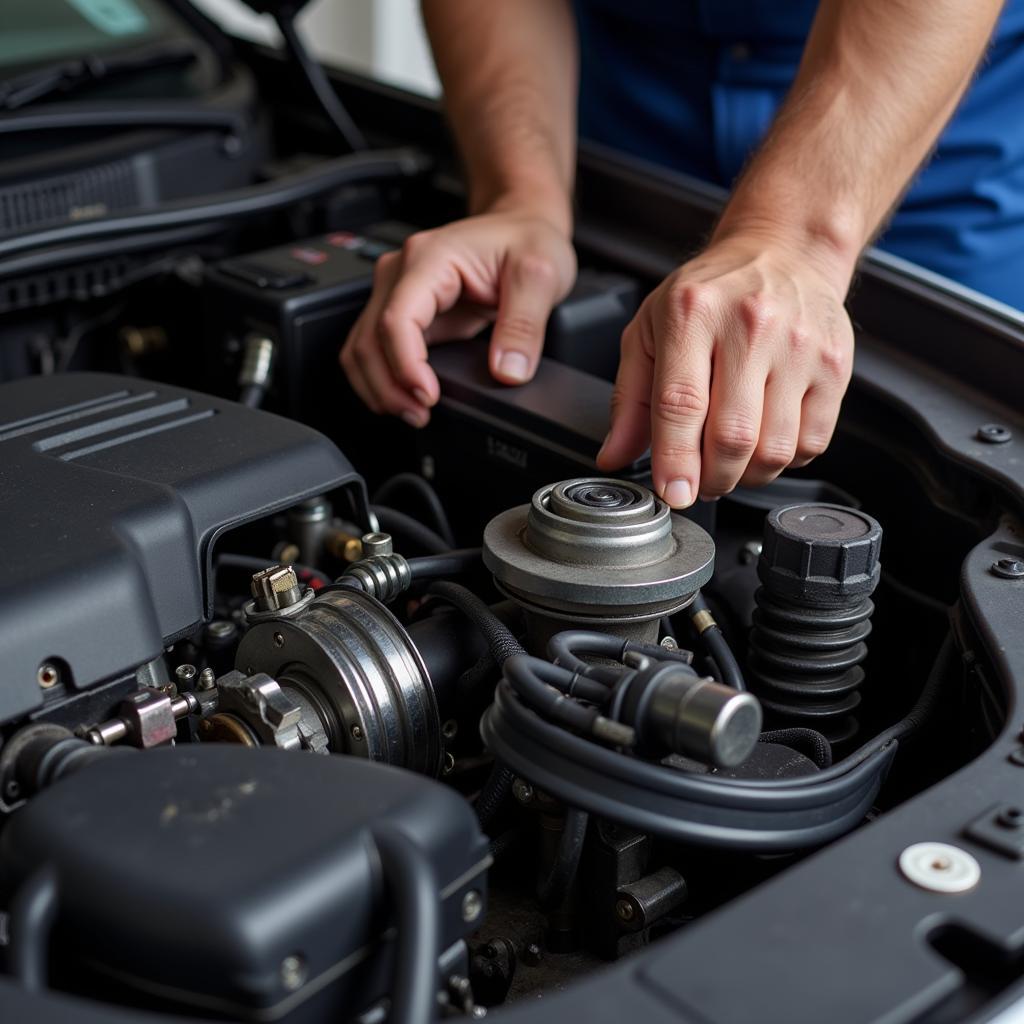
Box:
left=250, top=565, right=304, bottom=613
left=361, top=532, right=393, bottom=558
left=621, top=663, right=761, bottom=768
left=615, top=867, right=688, bottom=932
left=238, top=333, right=275, bottom=389
left=483, top=478, right=715, bottom=651
left=287, top=496, right=332, bottom=564
left=748, top=504, right=882, bottom=743
left=236, top=588, right=442, bottom=774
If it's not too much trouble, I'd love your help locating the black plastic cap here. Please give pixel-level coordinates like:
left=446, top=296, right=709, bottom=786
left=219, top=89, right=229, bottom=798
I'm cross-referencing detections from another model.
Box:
left=758, top=503, right=882, bottom=606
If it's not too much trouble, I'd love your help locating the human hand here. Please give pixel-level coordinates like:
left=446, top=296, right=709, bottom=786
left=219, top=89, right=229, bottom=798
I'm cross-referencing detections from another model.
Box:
left=340, top=208, right=576, bottom=426
left=596, top=234, right=854, bottom=508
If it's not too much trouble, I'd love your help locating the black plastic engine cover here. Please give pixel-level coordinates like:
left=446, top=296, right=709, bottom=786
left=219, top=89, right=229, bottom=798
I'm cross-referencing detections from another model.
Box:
left=0, top=372, right=363, bottom=723
left=0, top=745, right=490, bottom=1019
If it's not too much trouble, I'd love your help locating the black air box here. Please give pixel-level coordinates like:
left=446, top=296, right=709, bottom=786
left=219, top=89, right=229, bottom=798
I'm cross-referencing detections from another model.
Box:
left=0, top=745, right=489, bottom=1020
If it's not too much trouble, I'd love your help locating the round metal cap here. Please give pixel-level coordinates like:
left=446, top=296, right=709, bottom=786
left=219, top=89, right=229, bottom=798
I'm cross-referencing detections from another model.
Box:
left=483, top=478, right=714, bottom=619
left=758, top=503, right=882, bottom=606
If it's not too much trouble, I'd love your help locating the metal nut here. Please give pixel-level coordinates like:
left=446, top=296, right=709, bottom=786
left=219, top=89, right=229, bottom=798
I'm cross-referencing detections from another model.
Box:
left=461, top=889, right=483, bottom=923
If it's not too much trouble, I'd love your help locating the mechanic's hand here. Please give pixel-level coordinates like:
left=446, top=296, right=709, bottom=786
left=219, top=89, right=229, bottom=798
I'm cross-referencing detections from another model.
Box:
left=596, top=234, right=854, bottom=508
left=340, top=210, right=577, bottom=427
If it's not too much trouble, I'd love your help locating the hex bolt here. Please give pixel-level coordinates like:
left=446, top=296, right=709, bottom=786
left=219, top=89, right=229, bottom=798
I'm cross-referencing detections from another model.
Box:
left=37, top=663, right=59, bottom=689
left=977, top=424, right=1012, bottom=445
left=279, top=954, right=307, bottom=992
left=660, top=636, right=679, bottom=652
left=175, top=664, right=198, bottom=687
left=350, top=724, right=364, bottom=741
left=273, top=632, right=286, bottom=648
left=461, top=889, right=483, bottom=924
left=991, top=558, right=1024, bottom=580
left=198, top=668, right=217, bottom=691
left=512, top=778, right=535, bottom=805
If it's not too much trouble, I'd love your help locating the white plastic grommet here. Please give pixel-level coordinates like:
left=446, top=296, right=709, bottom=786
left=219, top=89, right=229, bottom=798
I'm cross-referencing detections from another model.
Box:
left=899, top=842, right=981, bottom=894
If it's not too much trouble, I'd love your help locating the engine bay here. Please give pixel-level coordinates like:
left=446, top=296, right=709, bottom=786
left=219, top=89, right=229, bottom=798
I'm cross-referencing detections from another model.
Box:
left=2, top=6, right=1024, bottom=1023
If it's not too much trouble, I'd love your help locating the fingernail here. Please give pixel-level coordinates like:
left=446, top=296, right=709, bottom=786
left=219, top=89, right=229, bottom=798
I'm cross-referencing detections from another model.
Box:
left=596, top=433, right=610, bottom=463
left=412, top=387, right=432, bottom=407
left=401, top=409, right=428, bottom=429
left=497, top=350, right=530, bottom=383
left=698, top=493, right=721, bottom=503
left=663, top=479, right=693, bottom=508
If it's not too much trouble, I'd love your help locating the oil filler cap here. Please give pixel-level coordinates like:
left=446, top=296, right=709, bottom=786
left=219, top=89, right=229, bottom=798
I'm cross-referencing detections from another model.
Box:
left=758, top=503, right=882, bottom=606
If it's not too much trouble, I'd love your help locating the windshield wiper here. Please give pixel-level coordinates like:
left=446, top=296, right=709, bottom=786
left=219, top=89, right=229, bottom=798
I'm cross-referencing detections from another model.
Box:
left=0, top=42, right=197, bottom=112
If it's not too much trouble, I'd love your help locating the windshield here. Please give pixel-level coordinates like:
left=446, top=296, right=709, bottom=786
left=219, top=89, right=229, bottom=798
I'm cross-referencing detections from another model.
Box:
left=1, top=0, right=172, bottom=72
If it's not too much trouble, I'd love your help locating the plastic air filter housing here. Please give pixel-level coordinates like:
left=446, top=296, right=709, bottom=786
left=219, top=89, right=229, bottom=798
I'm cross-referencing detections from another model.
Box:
left=749, top=503, right=883, bottom=744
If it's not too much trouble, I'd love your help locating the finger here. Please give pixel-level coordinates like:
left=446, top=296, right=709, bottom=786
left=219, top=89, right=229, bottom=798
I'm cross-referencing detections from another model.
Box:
left=355, top=339, right=430, bottom=428
left=597, top=317, right=654, bottom=471
left=649, top=298, right=714, bottom=509
left=488, top=253, right=563, bottom=384
left=791, top=383, right=842, bottom=467
left=376, top=251, right=458, bottom=407
left=739, top=372, right=801, bottom=488
left=699, top=338, right=767, bottom=499
left=341, top=311, right=381, bottom=413
left=423, top=305, right=494, bottom=344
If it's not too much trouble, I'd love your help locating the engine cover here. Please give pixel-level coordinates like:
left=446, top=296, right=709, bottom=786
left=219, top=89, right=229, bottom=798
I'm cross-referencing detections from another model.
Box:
left=0, top=372, right=364, bottom=723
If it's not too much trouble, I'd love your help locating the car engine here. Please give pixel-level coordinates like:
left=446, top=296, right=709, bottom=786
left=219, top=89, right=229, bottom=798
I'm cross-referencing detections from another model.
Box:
left=2, top=5, right=1024, bottom=1023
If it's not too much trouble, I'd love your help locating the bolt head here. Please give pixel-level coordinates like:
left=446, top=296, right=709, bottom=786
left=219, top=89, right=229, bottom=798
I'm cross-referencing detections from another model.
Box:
left=279, top=954, right=306, bottom=992
left=350, top=724, right=364, bottom=741
left=992, top=558, right=1024, bottom=580
left=273, top=632, right=285, bottom=648
left=660, top=636, right=679, bottom=651
left=37, top=663, right=59, bottom=689
left=461, top=889, right=483, bottom=923
left=615, top=897, right=636, bottom=922
left=512, top=778, right=534, bottom=804
left=977, top=424, right=1012, bottom=444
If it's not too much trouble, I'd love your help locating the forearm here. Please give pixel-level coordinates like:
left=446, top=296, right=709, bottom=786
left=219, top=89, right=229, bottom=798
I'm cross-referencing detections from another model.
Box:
left=421, top=0, right=577, bottom=233
left=715, top=0, right=1005, bottom=287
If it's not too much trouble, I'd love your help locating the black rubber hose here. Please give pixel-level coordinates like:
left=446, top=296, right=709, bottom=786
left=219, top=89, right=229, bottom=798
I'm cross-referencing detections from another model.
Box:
left=475, top=765, right=517, bottom=831
left=0, top=148, right=428, bottom=264
left=373, top=474, right=457, bottom=549
left=759, top=728, right=833, bottom=769
left=426, top=582, right=526, bottom=666
left=427, top=582, right=527, bottom=828
left=690, top=593, right=746, bottom=691
left=7, top=867, right=59, bottom=991
left=537, top=808, right=589, bottom=912
left=275, top=13, right=368, bottom=152
left=503, top=656, right=604, bottom=732
left=408, top=548, right=482, bottom=583
left=373, top=825, right=441, bottom=1024
left=372, top=505, right=450, bottom=556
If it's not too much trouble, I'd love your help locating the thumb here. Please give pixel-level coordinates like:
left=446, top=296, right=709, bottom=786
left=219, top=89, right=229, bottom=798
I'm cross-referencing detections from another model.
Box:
left=488, top=253, right=562, bottom=385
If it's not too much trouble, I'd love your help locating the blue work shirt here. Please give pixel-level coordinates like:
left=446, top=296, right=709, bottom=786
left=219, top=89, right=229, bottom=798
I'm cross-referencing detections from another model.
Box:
left=574, top=0, right=1024, bottom=309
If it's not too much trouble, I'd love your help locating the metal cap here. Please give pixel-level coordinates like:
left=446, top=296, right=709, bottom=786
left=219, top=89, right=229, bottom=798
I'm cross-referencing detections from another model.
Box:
left=758, top=503, right=882, bottom=606
left=627, top=664, right=762, bottom=768
left=483, top=478, right=714, bottom=621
